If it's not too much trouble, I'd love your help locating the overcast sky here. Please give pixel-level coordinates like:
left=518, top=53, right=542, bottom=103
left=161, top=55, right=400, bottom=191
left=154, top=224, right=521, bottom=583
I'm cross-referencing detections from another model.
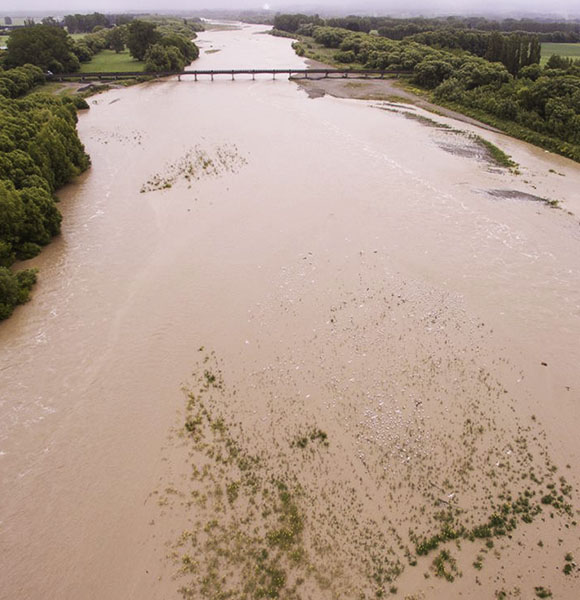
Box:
left=2, top=1, right=579, bottom=18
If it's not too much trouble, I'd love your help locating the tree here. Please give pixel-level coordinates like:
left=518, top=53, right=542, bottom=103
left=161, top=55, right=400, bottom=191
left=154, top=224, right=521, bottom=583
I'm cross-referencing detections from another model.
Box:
left=63, top=12, right=109, bottom=34
left=0, top=65, right=45, bottom=99
left=459, top=59, right=511, bottom=89
left=108, top=27, right=125, bottom=53
left=313, top=26, right=350, bottom=48
left=274, top=14, right=316, bottom=33
left=5, top=25, right=80, bottom=72
left=519, top=63, right=542, bottom=81
left=144, top=44, right=186, bottom=72
left=72, top=41, right=93, bottom=62
left=434, top=76, right=466, bottom=102
left=528, top=37, right=541, bottom=65
left=414, top=59, right=454, bottom=88
left=0, top=180, right=24, bottom=264
left=42, top=17, right=60, bottom=27
left=0, top=266, right=37, bottom=320
left=127, top=20, right=161, bottom=61
left=159, top=33, right=199, bottom=62
left=546, top=54, right=572, bottom=70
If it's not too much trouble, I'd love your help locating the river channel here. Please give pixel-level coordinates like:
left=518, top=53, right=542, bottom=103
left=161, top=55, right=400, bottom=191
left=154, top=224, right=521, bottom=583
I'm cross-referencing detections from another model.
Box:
left=1, top=23, right=579, bottom=600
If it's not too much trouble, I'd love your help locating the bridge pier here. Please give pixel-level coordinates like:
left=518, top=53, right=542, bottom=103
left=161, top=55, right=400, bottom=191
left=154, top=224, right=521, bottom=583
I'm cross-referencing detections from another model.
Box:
left=194, top=73, right=197, bottom=81
left=231, top=71, right=234, bottom=81
left=252, top=71, right=255, bottom=80
left=211, top=73, right=214, bottom=81
left=178, top=74, right=181, bottom=81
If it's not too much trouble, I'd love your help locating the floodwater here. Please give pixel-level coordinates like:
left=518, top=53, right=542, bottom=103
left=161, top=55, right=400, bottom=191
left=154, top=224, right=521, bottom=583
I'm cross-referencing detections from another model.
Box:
left=1, top=23, right=579, bottom=600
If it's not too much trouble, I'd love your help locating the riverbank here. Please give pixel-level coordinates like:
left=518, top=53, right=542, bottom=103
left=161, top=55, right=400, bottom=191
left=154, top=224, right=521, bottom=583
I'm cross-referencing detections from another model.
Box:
left=297, top=59, right=504, bottom=133
left=286, top=29, right=580, bottom=162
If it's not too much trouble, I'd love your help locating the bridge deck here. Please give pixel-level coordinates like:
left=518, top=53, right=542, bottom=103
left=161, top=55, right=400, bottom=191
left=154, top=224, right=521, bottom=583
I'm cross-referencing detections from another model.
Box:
left=51, top=68, right=412, bottom=82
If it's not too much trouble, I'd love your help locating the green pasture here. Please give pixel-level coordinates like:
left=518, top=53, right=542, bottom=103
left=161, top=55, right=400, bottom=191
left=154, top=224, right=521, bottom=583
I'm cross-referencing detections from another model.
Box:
left=79, top=49, right=144, bottom=73
left=540, top=42, right=580, bottom=65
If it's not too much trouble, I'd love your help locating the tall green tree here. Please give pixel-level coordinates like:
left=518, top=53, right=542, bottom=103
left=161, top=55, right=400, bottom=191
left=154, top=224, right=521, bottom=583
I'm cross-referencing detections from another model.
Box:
left=144, top=44, right=186, bottom=72
left=108, top=27, right=125, bottom=53
left=158, top=33, right=199, bottom=62
left=126, top=20, right=161, bottom=61
left=4, top=25, right=80, bottom=73
left=0, top=266, right=37, bottom=320
left=63, top=12, right=109, bottom=34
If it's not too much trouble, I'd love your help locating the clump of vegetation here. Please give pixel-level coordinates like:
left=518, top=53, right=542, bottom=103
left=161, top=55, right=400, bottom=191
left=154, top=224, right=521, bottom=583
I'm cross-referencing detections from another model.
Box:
left=378, top=106, right=453, bottom=130
left=471, top=135, right=518, bottom=170
left=291, top=427, right=329, bottom=449
left=432, top=549, right=459, bottom=582
left=140, top=144, right=247, bottom=193
left=168, top=352, right=313, bottom=598
left=0, top=268, right=38, bottom=320
left=534, top=586, right=552, bottom=598
left=563, top=552, right=576, bottom=575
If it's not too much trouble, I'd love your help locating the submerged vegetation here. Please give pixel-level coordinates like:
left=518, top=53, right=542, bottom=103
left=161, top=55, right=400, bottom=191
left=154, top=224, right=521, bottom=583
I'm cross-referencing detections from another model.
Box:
left=163, top=353, right=312, bottom=599
left=377, top=106, right=518, bottom=170
left=140, top=144, right=247, bottom=193
left=472, top=135, right=518, bottom=169
left=153, top=301, right=579, bottom=599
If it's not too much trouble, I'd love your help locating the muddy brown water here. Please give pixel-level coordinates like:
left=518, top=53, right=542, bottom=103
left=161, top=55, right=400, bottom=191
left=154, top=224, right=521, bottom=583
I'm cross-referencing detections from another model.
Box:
left=1, top=24, right=580, bottom=599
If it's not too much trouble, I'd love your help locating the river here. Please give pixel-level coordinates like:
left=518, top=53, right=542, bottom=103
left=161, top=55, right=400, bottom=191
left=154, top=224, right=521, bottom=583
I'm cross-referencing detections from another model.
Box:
left=1, top=23, right=579, bottom=600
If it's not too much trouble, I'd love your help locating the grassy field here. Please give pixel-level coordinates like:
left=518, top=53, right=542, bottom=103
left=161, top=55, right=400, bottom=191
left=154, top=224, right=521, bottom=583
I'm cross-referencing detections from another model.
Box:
left=0, top=35, right=8, bottom=47
left=79, top=49, right=144, bottom=73
left=70, top=33, right=87, bottom=40
left=540, top=42, right=580, bottom=65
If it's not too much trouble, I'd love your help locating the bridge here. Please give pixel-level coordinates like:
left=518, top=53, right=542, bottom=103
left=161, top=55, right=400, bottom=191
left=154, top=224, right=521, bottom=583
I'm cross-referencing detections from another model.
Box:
left=50, top=68, right=412, bottom=82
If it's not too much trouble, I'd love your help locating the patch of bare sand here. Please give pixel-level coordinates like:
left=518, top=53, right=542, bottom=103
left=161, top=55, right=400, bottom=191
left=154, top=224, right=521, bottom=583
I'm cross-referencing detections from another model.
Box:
left=296, top=76, right=502, bottom=134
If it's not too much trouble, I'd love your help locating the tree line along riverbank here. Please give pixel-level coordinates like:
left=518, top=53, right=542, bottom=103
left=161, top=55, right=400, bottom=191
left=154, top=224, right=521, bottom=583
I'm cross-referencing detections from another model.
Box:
left=273, top=14, right=580, bottom=162
left=0, top=64, right=89, bottom=320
